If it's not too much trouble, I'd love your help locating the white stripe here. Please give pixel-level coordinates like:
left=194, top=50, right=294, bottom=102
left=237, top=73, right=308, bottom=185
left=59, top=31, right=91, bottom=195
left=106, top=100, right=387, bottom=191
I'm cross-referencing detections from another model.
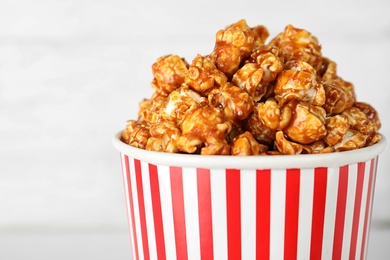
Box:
left=182, top=167, right=200, bottom=260
left=240, top=169, right=256, bottom=260
left=210, top=169, right=227, bottom=260
left=129, top=159, right=144, bottom=260
left=354, top=160, right=371, bottom=260
left=341, top=163, right=358, bottom=260
left=321, top=167, right=339, bottom=259
left=121, top=154, right=137, bottom=260
left=158, top=165, right=177, bottom=260
left=296, top=168, right=314, bottom=259
left=140, top=161, right=157, bottom=260
left=270, top=169, right=286, bottom=260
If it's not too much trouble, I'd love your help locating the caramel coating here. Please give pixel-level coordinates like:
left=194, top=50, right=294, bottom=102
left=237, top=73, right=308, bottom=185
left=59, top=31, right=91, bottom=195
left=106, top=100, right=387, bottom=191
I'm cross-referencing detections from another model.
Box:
left=258, top=98, right=327, bottom=144
left=282, top=99, right=327, bottom=144
left=162, top=84, right=207, bottom=125
left=269, top=25, right=322, bottom=71
left=233, top=45, right=284, bottom=101
left=232, top=63, right=265, bottom=99
left=342, top=106, right=382, bottom=146
left=258, top=98, right=292, bottom=130
left=247, top=45, right=284, bottom=83
left=333, top=129, right=368, bottom=152
left=244, top=103, right=276, bottom=146
left=324, top=115, right=349, bottom=146
left=208, top=82, right=254, bottom=122
left=185, top=54, right=227, bottom=94
left=121, top=20, right=382, bottom=155
left=146, top=122, right=181, bottom=153
left=354, top=101, right=381, bottom=131
left=177, top=106, right=231, bottom=155
left=138, top=94, right=167, bottom=124
left=274, top=61, right=325, bottom=106
left=231, top=131, right=268, bottom=155
left=275, top=131, right=312, bottom=155
left=151, top=55, right=189, bottom=96
left=322, top=77, right=356, bottom=115
left=210, top=19, right=269, bottom=78
left=320, top=58, right=338, bottom=81
left=121, top=120, right=151, bottom=149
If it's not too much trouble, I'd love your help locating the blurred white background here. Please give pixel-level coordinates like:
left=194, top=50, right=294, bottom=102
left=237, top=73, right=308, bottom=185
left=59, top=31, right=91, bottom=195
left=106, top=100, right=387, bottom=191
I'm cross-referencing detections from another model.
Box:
left=0, top=0, right=389, bottom=259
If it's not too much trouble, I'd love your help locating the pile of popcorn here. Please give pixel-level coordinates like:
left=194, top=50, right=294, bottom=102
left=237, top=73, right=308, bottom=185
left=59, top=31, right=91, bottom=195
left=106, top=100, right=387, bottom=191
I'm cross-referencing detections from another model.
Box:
left=121, top=19, right=382, bottom=155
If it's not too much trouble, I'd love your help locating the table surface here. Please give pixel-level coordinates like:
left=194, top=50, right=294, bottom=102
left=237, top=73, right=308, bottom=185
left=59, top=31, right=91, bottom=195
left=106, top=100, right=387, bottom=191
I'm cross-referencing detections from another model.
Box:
left=1, top=224, right=389, bottom=260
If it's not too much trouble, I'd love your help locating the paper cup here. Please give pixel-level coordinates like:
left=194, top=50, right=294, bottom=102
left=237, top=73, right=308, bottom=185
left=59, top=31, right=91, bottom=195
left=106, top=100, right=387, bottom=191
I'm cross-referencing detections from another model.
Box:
left=113, top=132, right=386, bottom=260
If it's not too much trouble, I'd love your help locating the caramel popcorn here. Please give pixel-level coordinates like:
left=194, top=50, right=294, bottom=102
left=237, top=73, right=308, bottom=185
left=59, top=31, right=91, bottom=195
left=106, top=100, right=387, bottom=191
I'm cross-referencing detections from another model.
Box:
left=274, top=60, right=325, bottom=106
left=177, top=106, right=231, bottom=155
left=151, top=54, right=189, bottom=96
left=185, top=54, right=227, bottom=94
left=120, top=20, right=382, bottom=155
left=209, top=19, right=269, bottom=78
left=208, top=82, right=254, bottom=122
left=146, top=121, right=181, bottom=153
left=231, top=131, right=268, bottom=155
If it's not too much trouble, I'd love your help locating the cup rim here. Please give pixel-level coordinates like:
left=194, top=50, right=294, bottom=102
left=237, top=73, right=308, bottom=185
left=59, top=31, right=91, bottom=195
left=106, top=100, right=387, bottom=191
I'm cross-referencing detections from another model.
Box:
left=113, top=131, right=386, bottom=169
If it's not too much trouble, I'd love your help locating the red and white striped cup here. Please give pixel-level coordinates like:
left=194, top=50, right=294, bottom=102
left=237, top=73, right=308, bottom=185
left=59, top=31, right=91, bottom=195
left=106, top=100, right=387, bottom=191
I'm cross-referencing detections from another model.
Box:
left=113, top=133, right=386, bottom=260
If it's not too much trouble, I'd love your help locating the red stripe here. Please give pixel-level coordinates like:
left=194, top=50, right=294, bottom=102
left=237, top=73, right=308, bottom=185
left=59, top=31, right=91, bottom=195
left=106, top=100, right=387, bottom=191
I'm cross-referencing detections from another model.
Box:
left=124, top=156, right=140, bottom=260
left=134, top=159, right=150, bottom=260
left=332, top=165, right=349, bottom=260
left=349, top=162, right=366, bottom=259
left=310, top=167, right=328, bottom=260
left=148, top=164, right=166, bottom=260
left=197, top=168, right=214, bottom=260
left=170, top=166, right=188, bottom=260
left=226, top=169, right=241, bottom=260
left=360, top=158, right=376, bottom=260
left=256, top=169, right=271, bottom=260
left=284, top=169, right=300, bottom=260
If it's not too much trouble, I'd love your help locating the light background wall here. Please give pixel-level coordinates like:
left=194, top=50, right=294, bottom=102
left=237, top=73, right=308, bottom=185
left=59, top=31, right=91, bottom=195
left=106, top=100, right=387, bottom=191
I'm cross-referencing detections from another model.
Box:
left=0, top=0, right=389, bottom=259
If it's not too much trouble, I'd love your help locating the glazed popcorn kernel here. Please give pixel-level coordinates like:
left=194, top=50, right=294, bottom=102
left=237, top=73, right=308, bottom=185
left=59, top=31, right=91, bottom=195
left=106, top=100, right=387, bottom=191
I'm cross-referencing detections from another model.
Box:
left=121, top=20, right=382, bottom=155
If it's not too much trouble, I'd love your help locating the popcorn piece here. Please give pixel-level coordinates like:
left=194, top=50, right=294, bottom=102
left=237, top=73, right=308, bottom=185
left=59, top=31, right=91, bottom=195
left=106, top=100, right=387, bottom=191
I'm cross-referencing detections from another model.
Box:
left=121, top=120, right=151, bottom=149
left=232, top=63, right=265, bottom=100
left=275, top=131, right=312, bottom=155
left=333, top=129, right=368, bottom=152
left=322, top=77, right=356, bottom=115
left=258, top=97, right=293, bottom=130
left=244, top=103, right=276, bottom=146
left=177, top=106, right=231, bottom=155
left=309, top=140, right=331, bottom=154
left=354, top=101, right=381, bottom=131
left=319, top=57, right=338, bottom=81
left=269, top=25, right=322, bottom=71
left=185, top=54, right=227, bottom=94
left=162, top=84, right=207, bottom=125
left=231, top=131, right=268, bottom=155
left=246, top=45, right=284, bottom=83
left=324, top=114, right=349, bottom=146
left=138, top=94, right=167, bottom=123
left=259, top=98, right=326, bottom=144
left=208, top=82, right=254, bottom=122
left=210, top=19, right=269, bottom=78
left=274, top=60, right=325, bottom=106
left=341, top=106, right=381, bottom=145
left=146, top=122, right=181, bottom=153
left=283, top=99, right=327, bottom=144
left=151, top=55, right=189, bottom=96
left=233, top=45, right=284, bottom=101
